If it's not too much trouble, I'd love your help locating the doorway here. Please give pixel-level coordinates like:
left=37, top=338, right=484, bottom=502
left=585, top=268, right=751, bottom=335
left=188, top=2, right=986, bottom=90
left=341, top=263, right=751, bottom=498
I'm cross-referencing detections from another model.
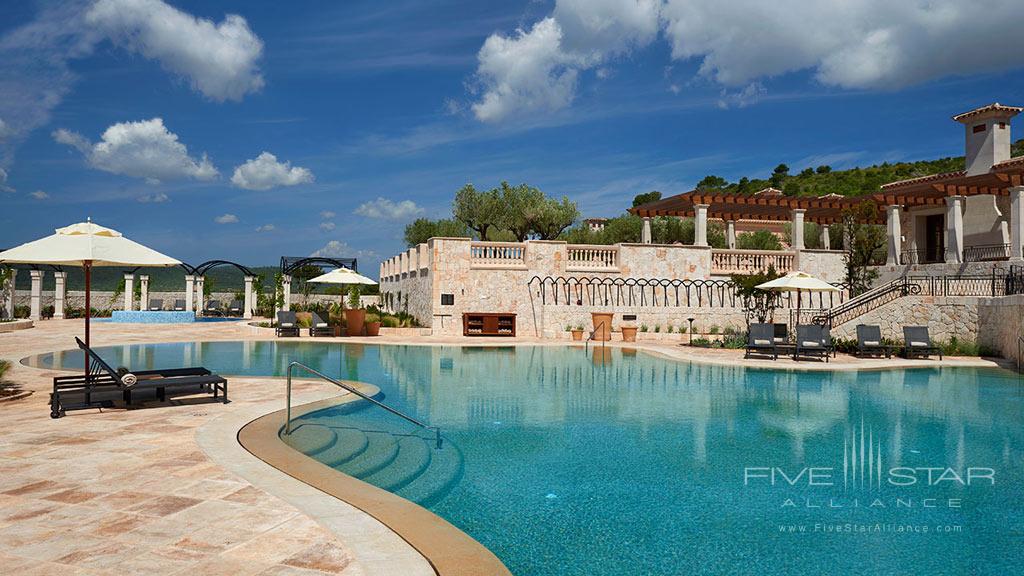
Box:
left=924, top=214, right=944, bottom=263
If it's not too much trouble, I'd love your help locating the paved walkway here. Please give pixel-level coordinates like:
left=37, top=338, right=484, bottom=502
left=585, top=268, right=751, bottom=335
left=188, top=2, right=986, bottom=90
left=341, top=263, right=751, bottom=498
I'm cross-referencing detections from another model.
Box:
left=0, top=319, right=1011, bottom=575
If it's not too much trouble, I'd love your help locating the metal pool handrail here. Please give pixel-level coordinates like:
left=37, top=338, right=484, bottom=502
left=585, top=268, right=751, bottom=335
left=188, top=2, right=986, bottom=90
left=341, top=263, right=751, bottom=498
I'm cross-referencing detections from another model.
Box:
left=585, top=319, right=608, bottom=352
left=283, top=361, right=442, bottom=449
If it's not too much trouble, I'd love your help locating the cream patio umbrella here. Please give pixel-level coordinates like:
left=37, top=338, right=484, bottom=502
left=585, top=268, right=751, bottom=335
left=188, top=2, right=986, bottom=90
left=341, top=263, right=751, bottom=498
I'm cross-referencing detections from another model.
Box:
left=308, top=267, right=377, bottom=306
left=0, top=219, right=180, bottom=375
left=755, top=270, right=840, bottom=328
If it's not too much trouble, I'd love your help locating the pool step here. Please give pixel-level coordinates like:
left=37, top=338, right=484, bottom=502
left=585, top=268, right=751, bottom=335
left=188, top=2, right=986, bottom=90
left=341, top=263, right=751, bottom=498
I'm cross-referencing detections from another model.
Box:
left=362, top=435, right=431, bottom=492
left=314, top=428, right=371, bottom=467
left=394, top=441, right=464, bottom=508
left=338, top=432, right=401, bottom=478
left=282, top=423, right=336, bottom=456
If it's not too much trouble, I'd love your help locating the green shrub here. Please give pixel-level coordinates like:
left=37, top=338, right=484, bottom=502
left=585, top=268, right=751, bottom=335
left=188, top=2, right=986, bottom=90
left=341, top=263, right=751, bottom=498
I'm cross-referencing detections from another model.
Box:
left=722, top=334, right=746, bottom=349
left=708, top=325, right=720, bottom=335
left=382, top=316, right=401, bottom=328
left=654, top=325, right=661, bottom=333
left=0, top=359, right=9, bottom=380
left=640, top=324, right=648, bottom=332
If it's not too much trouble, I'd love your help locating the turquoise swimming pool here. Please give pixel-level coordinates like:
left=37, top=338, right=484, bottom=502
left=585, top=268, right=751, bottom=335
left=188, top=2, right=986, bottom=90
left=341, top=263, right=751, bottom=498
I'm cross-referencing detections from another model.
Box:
left=36, top=342, right=1024, bottom=575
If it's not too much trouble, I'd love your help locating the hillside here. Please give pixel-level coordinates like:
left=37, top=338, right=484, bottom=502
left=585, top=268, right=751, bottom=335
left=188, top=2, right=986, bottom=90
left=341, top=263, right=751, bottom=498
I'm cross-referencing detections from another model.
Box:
left=696, top=138, right=1024, bottom=198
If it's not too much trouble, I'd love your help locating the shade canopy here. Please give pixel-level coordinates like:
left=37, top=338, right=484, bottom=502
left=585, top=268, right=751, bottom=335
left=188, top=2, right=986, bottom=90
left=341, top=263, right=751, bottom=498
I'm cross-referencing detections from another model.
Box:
left=0, top=220, right=180, bottom=267
left=755, top=271, right=840, bottom=293
left=307, top=267, right=377, bottom=286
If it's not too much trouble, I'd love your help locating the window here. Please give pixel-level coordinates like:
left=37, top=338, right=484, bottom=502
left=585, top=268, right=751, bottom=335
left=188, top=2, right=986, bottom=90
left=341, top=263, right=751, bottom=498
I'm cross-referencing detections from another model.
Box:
left=999, top=122, right=1007, bottom=129
left=441, top=293, right=454, bottom=305
left=973, top=124, right=986, bottom=133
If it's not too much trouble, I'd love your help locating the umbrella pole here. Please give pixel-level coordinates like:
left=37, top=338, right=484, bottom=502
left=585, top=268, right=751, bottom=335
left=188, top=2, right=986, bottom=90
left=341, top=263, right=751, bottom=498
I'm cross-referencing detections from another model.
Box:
left=84, top=261, right=91, bottom=377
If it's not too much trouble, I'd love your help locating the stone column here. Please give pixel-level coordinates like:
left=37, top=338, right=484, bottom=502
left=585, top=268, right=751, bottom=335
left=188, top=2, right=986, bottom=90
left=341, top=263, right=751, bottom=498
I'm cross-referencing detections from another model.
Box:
left=243, top=275, right=255, bottom=319
left=282, top=275, right=292, bottom=312
left=53, top=271, right=67, bottom=319
left=726, top=220, right=736, bottom=250
left=944, top=195, right=964, bottom=264
left=139, top=275, right=149, bottom=310
left=1010, top=186, right=1024, bottom=262
left=790, top=209, right=806, bottom=250
left=123, top=273, right=134, bottom=311
left=694, top=205, right=710, bottom=247
left=641, top=217, right=652, bottom=244
left=886, top=205, right=902, bottom=265
left=195, top=276, right=205, bottom=314
left=29, top=269, right=43, bottom=320
left=820, top=224, right=831, bottom=250
left=184, top=275, right=195, bottom=312
left=3, top=269, right=16, bottom=319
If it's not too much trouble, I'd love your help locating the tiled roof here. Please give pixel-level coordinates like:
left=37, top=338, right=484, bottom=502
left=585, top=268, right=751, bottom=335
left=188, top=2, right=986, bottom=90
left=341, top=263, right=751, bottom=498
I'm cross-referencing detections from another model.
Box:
left=880, top=170, right=966, bottom=190
left=952, top=102, right=1022, bottom=122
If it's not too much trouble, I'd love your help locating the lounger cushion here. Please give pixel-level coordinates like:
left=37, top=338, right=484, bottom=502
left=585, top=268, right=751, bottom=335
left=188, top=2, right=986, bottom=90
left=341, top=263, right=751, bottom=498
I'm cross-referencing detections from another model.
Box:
left=773, top=337, right=785, bottom=343
left=910, top=341, right=928, bottom=347
left=120, top=373, right=138, bottom=387
left=280, top=323, right=294, bottom=328
left=754, top=339, right=771, bottom=346
left=801, top=341, right=821, bottom=347
left=315, top=322, right=328, bottom=328
left=864, top=340, right=880, bottom=346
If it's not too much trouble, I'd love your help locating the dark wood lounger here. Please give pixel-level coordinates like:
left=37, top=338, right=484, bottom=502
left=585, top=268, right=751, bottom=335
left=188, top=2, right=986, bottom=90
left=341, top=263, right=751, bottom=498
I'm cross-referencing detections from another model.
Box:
left=744, top=323, right=778, bottom=360
left=856, top=324, right=892, bottom=358
left=793, top=324, right=832, bottom=362
left=49, top=337, right=228, bottom=418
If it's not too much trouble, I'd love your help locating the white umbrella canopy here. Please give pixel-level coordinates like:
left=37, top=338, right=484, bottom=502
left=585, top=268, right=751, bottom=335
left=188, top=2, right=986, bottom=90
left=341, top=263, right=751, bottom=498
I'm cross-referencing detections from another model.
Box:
left=0, top=219, right=181, bottom=375
left=307, top=267, right=377, bottom=285
left=755, top=270, right=839, bottom=329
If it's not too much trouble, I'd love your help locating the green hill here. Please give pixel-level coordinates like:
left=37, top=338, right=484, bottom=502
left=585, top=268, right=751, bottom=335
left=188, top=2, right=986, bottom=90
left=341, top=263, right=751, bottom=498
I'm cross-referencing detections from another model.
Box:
left=696, top=138, right=1024, bottom=198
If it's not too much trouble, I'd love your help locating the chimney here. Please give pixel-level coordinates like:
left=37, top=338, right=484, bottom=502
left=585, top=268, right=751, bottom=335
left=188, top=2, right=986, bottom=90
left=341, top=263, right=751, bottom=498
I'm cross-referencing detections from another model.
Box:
left=952, top=103, right=1022, bottom=176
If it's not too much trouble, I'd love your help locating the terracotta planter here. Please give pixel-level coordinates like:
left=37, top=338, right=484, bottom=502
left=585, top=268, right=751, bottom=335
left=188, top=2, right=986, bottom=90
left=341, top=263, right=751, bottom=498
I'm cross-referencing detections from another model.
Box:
left=365, top=321, right=381, bottom=336
left=590, top=312, right=613, bottom=341
left=344, top=309, right=366, bottom=336
left=571, top=329, right=584, bottom=341
left=621, top=326, right=637, bottom=342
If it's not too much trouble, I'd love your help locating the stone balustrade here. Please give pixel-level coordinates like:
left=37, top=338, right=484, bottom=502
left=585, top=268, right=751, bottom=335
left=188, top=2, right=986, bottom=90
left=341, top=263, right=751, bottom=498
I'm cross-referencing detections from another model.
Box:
left=566, top=245, right=618, bottom=271
left=711, top=249, right=796, bottom=275
left=469, top=242, right=527, bottom=269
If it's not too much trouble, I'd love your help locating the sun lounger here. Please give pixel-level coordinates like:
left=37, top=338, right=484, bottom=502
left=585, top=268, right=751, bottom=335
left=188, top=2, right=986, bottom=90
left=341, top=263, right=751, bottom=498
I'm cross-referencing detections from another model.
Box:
left=49, top=337, right=227, bottom=418
left=173, top=299, right=186, bottom=311
left=148, top=299, right=163, bottom=311
left=310, top=312, right=333, bottom=337
left=204, top=300, right=223, bottom=316
left=228, top=300, right=242, bottom=316
left=744, top=323, right=778, bottom=359
left=276, top=311, right=300, bottom=337
left=903, top=326, right=943, bottom=360
left=856, top=324, right=892, bottom=358
left=793, top=324, right=831, bottom=362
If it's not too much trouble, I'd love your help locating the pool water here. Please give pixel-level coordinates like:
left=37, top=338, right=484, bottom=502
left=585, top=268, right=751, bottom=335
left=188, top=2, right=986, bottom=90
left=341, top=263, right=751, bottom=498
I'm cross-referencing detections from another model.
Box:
left=36, top=342, right=1024, bottom=575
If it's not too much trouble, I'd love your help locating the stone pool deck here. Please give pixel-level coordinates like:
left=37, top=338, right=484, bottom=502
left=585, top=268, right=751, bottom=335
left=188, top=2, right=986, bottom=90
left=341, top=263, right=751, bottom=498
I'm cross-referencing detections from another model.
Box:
left=0, top=319, right=1014, bottom=575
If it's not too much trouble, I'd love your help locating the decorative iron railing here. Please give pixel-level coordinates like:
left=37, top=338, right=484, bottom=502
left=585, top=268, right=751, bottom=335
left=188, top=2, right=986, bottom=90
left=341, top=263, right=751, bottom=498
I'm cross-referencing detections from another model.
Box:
left=1008, top=265, right=1024, bottom=296
left=470, top=242, right=527, bottom=267
left=711, top=249, right=795, bottom=275
left=528, top=276, right=849, bottom=309
left=963, top=243, right=1011, bottom=262
left=900, top=249, right=943, bottom=265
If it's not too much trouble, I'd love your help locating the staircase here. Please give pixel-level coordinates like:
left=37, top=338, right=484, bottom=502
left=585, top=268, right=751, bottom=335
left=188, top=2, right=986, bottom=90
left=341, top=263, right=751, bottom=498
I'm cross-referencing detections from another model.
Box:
left=813, top=277, right=919, bottom=328
left=284, top=418, right=464, bottom=509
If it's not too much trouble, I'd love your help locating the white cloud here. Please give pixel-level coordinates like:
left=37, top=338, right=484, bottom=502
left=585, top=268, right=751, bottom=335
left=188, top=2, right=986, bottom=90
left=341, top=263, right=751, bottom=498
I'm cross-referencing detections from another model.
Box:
left=230, top=152, right=314, bottom=191
left=319, top=221, right=336, bottom=232
left=215, top=213, right=238, bottom=224
left=310, top=240, right=377, bottom=261
left=54, top=118, right=217, bottom=183
left=137, top=192, right=169, bottom=203
left=0, top=167, right=12, bottom=193
left=30, top=190, right=49, bottom=199
left=0, top=118, right=9, bottom=140
left=662, top=0, right=1024, bottom=90
left=255, top=223, right=275, bottom=232
left=86, top=0, right=264, bottom=102
left=471, top=0, right=661, bottom=122
left=354, top=197, right=424, bottom=220
left=717, top=82, right=766, bottom=109
left=319, top=210, right=335, bottom=220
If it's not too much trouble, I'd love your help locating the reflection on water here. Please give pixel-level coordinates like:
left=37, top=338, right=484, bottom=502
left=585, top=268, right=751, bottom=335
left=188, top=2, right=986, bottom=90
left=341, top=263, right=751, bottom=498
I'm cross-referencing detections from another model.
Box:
left=36, top=342, right=1024, bottom=576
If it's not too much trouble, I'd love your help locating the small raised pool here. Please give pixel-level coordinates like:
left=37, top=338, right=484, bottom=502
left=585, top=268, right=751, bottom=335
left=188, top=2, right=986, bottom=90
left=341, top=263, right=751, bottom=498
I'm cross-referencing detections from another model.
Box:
left=33, top=342, right=1024, bottom=575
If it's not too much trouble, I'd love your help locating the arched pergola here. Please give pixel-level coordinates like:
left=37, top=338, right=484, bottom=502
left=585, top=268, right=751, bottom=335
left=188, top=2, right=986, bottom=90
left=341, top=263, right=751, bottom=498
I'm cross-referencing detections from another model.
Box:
left=177, top=259, right=259, bottom=318
left=277, top=256, right=358, bottom=315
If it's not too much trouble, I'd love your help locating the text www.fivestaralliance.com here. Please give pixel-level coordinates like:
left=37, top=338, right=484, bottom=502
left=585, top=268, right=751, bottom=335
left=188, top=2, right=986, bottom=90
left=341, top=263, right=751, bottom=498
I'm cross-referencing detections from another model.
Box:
left=778, top=523, right=963, bottom=534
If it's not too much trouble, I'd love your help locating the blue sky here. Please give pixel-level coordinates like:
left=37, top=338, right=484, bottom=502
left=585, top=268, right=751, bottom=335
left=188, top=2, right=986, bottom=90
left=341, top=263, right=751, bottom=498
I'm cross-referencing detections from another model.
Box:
left=2, top=0, right=1023, bottom=275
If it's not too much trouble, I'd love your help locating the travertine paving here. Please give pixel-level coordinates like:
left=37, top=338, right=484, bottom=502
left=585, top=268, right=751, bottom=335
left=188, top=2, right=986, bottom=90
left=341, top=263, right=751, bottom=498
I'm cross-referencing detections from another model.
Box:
left=0, top=319, right=1010, bottom=575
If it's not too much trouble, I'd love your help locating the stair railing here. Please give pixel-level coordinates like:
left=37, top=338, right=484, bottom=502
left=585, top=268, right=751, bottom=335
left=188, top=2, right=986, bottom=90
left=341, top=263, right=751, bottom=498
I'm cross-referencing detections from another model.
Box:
left=813, top=277, right=919, bottom=328
left=283, top=361, right=442, bottom=449
left=585, top=319, right=608, bottom=353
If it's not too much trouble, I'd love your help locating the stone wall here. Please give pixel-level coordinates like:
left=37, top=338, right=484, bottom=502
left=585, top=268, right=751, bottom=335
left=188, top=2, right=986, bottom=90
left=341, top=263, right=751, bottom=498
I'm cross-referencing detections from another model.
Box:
left=12, top=290, right=377, bottom=314
left=796, top=249, right=847, bottom=283
left=830, top=296, right=981, bottom=342
left=977, top=294, right=1024, bottom=367
left=380, top=238, right=846, bottom=337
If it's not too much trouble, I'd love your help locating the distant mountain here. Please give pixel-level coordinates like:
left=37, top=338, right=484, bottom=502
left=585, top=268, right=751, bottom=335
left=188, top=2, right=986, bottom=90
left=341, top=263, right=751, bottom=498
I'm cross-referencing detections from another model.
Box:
left=695, top=138, right=1024, bottom=198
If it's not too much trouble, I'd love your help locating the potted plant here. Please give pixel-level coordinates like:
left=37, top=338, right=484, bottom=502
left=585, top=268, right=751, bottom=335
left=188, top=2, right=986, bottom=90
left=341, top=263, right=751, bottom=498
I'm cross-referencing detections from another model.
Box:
left=343, top=286, right=366, bottom=336
left=621, top=324, right=638, bottom=342
left=570, top=324, right=585, bottom=341
left=364, top=312, right=381, bottom=336
left=590, top=312, right=613, bottom=341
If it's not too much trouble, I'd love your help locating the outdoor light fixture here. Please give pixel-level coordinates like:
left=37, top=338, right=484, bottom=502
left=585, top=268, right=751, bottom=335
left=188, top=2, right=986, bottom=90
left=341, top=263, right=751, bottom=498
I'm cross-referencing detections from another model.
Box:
left=687, top=317, right=695, bottom=345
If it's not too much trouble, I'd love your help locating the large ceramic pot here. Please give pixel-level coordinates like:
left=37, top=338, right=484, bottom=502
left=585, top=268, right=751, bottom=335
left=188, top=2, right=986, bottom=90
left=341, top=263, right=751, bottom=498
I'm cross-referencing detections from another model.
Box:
left=571, top=329, right=584, bottom=341
left=365, top=321, right=381, bottom=336
left=590, top=312, right=613, bottom=342
left=621, top=326, right=637, bottom=342
left=344, top=309, right=366, bottom=336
